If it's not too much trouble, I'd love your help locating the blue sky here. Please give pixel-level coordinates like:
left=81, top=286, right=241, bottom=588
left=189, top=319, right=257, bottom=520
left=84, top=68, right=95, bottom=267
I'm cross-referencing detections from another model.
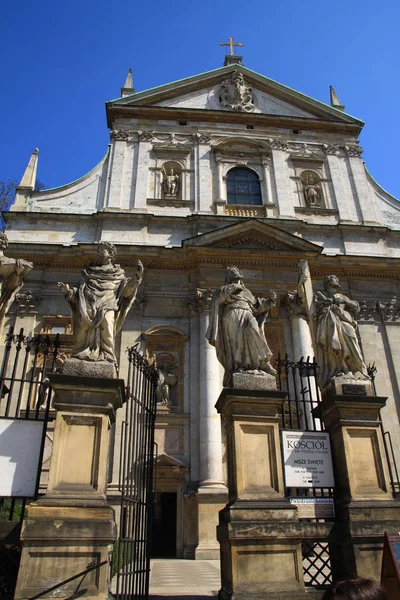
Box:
left=1, top=0, right=399, bottom=197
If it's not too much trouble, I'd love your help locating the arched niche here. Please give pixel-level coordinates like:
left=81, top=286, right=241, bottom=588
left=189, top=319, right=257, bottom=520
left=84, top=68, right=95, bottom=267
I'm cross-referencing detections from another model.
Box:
left=142, top=325, right=188, bottom=412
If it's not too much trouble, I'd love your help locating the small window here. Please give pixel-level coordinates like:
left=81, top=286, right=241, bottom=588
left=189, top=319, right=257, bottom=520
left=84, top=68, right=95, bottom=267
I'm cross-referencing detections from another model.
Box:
left=179, top=121, right=187, bottom=126
left=292, top=129, right=300, bottom=134
left=226, top=167, right=262, bottom=206
left=246, top=124, right=254, bottom=130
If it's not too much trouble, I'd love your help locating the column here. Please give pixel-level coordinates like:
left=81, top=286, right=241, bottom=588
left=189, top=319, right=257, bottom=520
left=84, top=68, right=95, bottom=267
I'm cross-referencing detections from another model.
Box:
left=195, top=289, right=228, bottom=559
left=261, top=154, right=274, bottom=206
left=287, top=294, right=319, bottom=429
left=15, top=372, right=124, bottom=600
left=321, top=388, right=400, bottom=581
left=213, top=153, right=226, bottom=214
left=197, top=290, right=224, bottom=488
left=134, top=131, right=153, bottom=210
left=197, top=136, right=213, bottom=212
left=325, top=148, right=358, bottom=222
left=215, top=386, right=305, bottom=599
left=345, top=145, right=378, bottom=225
left=271, top=141, right=296, bottom=218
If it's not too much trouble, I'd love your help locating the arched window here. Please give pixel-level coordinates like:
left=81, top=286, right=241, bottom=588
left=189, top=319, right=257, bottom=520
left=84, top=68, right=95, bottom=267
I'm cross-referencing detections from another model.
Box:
left=226, top=167, right=262, bottom=205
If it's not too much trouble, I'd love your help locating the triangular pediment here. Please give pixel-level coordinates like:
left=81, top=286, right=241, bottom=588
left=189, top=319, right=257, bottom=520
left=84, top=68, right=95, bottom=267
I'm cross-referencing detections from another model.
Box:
left=108, top=64, right=361, bottom=125
left=182, top=220, right=323, bottom=254
left=156, top=453, right=188, bottom=470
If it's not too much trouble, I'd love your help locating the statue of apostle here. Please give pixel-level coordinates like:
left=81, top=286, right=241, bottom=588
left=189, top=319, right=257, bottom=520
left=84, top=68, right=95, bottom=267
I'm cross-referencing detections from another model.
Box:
left=206, top=266, right=277, bottom=386
left=57, top=242, right=143, bottom=364
left=314, top=274, right=369, bottom=387
left=0, top=232, right=33, bottom=320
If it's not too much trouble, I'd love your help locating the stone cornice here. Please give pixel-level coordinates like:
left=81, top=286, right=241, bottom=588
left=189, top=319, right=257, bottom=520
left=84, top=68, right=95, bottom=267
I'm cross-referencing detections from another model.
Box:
left=106, top=105, right=362, bottom=136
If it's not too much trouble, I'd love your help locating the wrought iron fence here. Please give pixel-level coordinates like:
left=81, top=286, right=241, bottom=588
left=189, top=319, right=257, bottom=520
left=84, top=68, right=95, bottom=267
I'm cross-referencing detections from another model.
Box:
left=275, top=354, right=333, bottom=590
left=0, top=327, right=61, bottom=598
left=115, top=345, right=157, bottom=600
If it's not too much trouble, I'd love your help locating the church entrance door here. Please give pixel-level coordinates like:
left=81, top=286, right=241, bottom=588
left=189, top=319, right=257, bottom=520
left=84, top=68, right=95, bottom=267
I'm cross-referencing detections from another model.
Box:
left=151, top=492, right=177, bottom=557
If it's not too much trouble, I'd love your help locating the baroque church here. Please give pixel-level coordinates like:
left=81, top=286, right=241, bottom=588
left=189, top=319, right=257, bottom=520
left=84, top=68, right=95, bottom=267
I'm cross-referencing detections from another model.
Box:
left=6, top=48, right=400, bottom=560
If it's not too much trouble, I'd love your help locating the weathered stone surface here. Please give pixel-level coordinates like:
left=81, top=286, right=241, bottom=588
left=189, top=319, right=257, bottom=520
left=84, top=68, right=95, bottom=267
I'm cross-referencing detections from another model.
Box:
left=326, top=374, right=374, bottom=397
left=231, top=371, right=277, bottom=391
left=62, top=356, right=117, bottom=379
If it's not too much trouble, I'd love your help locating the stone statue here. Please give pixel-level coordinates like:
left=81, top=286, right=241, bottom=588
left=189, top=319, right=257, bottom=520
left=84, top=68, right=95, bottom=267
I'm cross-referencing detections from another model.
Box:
left=57, top=242, right=143, bottom=364
left=206, top=266, right=277, bottom=386
left=162, top=166, right=180, bottom=197
left=314, top=274, right=369, bottom=387
left=155, top=362, right=178, bottom=406
left=219, top=70, right=255, bottom=113
left=303, top=173, right=321, bottom=207
left=0, top=232, right=33, bottom=320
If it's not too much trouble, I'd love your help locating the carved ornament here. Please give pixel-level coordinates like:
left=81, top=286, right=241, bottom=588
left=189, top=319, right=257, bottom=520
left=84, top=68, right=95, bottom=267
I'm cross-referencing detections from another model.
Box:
left=110, top=130, right=132, bottom=142
left=344, top=144, right=363, bottom=157
left=195, top=288, right=214, bottom=312
left=192, top=132, right=212, bottom=144
left=322, top=144, right=339, bottom=156
left=219, top=70, right=255, bottom=113
left=15, top=290, right=42, bottom=314
left=138, top=130, right=155, bottom=142
left=267, top=138, right=289, bottom=151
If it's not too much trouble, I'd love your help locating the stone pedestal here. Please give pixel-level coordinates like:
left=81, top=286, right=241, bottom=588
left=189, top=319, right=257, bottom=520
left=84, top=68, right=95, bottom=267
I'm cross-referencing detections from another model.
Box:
left=215, top=385, right=307, bottom=600
left=14, top=374, right=124, bottom=600
left=320, top=385, right=400, bottom=580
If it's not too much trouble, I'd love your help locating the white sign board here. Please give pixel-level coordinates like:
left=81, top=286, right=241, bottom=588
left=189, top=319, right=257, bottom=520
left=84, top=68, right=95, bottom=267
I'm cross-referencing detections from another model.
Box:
left=0, top=419, right=44, bottom=497
left=281, top=431, right=334, bottom=488
left=290, top=498, right=335, bottom=519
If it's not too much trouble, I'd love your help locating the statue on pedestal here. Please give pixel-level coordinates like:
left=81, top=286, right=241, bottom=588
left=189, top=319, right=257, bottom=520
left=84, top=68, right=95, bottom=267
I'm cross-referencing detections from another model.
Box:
left=161, top=166, right=180, bottom=197
left=206, top=266, right=277, bottom=386
left=0, top=232, right=33, bottom=320
left=58, top=242, right=143, bottom=365
left=314, top=274, right=369, bottom=387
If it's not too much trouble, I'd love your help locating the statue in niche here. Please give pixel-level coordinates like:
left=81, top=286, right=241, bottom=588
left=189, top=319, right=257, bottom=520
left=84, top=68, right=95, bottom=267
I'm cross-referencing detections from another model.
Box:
left=302, top=172, right=322, bottom=207
left=0, top=232, right=33, bottom=320
left=57, top=242, right=143, bottom=364
left=219, top=70, right=255, bottom=113
left=161, top=165, right=180, bottom=197
left=206, top=266, right=277, bottom=386
left=155, top=359, right=178, bottom=406
left=314, top=275, right=369, bottom=387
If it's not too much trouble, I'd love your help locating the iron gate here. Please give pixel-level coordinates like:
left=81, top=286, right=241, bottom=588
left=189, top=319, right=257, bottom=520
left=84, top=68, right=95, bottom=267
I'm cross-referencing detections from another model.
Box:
left=0, top=327, right=60, bottom=598
left=115, top=346, right=157, bottom=600
left=275, top=354, right=334, bottom=589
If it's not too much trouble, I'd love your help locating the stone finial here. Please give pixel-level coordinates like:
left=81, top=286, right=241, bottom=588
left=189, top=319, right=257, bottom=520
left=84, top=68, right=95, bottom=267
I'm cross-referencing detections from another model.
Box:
left=329, top=85, right=345, bottom=112
left=17, top=148, right=39, bottom=191
left=121, top=68, right=135, bottom=97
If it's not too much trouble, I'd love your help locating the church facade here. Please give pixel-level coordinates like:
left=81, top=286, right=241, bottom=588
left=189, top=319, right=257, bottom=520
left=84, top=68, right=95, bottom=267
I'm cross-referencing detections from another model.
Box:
left=6, top=57, right=400, bottom=559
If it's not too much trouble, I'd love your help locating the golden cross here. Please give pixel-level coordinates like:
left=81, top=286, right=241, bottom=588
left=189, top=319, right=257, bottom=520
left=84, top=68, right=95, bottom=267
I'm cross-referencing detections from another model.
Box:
left=219, top=36, right=243, bottom=56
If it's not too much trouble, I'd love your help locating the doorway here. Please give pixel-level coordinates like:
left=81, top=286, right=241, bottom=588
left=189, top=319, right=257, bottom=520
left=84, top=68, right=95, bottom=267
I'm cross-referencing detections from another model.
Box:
left=151, top=492, right=177, bottom=557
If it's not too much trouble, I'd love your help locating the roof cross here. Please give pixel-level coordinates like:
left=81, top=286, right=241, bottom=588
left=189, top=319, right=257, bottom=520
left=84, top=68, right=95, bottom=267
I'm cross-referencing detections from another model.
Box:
left=219, top=36, right=243, bottom=56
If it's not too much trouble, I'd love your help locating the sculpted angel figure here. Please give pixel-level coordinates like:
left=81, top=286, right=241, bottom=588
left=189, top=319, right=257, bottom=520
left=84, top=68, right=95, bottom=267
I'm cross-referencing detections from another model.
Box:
left=155, top=362, right=178, bottom=406
left=314, top=275, right=368, bottom=387
left=206, top=266, right=277, bottom=386
left=57, top=242, right=143, bottom=363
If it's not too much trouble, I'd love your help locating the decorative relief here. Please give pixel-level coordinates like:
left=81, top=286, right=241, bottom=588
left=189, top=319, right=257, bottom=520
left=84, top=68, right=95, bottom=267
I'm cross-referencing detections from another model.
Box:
left=192, top=132, right=212, bottom=144
left=195, top=288, right=214, bottom=312
left=137, top=130, right=155, bottom=142
left=376, top=301, right=400, bottom=322
left=110, top=130, right=132, bottom=142
left=266, top=138, right=289, bottom=151
left=344, top=144, right=363, bottom=157
left=219, top=70, right=255, bottom=113
left=322, top=144, right=339, bottom=156
left=286, top=292, right=306, bottom=318
left=15, top=290, right=41, bottom=314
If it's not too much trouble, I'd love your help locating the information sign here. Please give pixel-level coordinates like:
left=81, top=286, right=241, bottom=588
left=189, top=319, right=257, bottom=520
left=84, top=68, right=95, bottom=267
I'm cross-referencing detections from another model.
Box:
left=289, top=497, right=335, bottom=519
left=0, top=419, right=44, bottom=497
left=281, top=430, right=335, bottom=488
